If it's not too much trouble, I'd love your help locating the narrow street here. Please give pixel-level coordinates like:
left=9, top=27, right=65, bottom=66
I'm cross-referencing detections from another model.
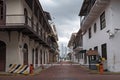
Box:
left=0, top=62, right=120, bottom=80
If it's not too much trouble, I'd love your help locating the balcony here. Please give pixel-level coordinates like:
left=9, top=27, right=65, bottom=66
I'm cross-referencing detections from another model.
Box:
left=49, top=42, right=58, bottom=53
left=80, top=0, right=96, bottom=16
left=80, top=0, right=109, bottom=31
left=0, top=14, right=49, bottom=47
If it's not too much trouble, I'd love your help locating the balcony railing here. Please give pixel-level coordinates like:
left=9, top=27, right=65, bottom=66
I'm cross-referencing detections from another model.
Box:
left=80, top=0, right=109, bottom=31
left=4, top=14, right=49, bottom=46
left=80, top=0, right=96, bottom=26
left=6, top=14, right=25, bottom=25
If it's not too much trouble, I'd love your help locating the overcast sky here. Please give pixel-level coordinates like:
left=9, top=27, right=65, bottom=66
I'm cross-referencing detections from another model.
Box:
left=40, top=0, right=83, bottom=55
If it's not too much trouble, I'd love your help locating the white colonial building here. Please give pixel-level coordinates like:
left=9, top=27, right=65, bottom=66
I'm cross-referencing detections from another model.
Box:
left=79, top=0, right=120, bottom=72
left=0, top=0, right=59, bottom=72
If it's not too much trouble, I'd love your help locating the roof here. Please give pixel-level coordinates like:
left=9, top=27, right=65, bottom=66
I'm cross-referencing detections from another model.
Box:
left=79, top=0, right=89, bottom=16
left=79, top=0, right=96, bottom=16
left=44, top=11, right=52, bottom=20
left=86, top=50, right=98, bottom=56
left=67, top=33, right=77, bottom=47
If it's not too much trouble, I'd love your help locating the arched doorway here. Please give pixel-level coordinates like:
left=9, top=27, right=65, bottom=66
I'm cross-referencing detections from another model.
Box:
left=23, top=43, right=28, bottom=65
left=0, top=40, right=6, bottom=71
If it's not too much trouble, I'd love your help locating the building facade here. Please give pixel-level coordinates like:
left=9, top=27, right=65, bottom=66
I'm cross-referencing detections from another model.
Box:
left=72, top=29, right=84, bottom=64
left=79, top=0, right=120, bottom=72
left=0, top=0, right=59, bottom=72
left=49, top=25, right=59, bottom=63
left=68, top=33, right=77, bottom=62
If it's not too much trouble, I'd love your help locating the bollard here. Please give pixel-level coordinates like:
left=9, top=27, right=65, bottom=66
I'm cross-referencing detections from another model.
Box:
left=30, top=64, right=34, bottom=74
left=99, top=63, right=104, bottom=74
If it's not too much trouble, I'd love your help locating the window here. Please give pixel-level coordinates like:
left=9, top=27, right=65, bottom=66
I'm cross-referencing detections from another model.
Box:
left=0, top=0, right=3, bottom=20
left=31, top=16, right=33, bottom=29
left=100, top=12, right=106, bottom=30
left=94, top=23, right=97, bottom=33
left=36, top=23, right=39, bottom=33
left=91, top=55, right=96, bottom=60
left=40, top=52, right=42, bottom=64
left=24, top=8, right=28, bottom=24
left=94, top=46, right=98, bottom=51
left=88, top=27, right=91, bottom=39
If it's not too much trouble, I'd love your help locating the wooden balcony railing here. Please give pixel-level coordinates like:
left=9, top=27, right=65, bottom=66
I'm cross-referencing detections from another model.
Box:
left=80, top=0, right=96, bottom=26
left=1, top=14, right=50, bottom=46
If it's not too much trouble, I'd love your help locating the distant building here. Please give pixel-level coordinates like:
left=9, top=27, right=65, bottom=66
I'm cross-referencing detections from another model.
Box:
left=68, top=33, right=77, bottom=62
left=72, top=29, right=84, bottom=64
left=79, top=0, right=120, bottom=72
left=0, top=0, right=59, bottom=72
left=49, top=24, right=59, bottom=63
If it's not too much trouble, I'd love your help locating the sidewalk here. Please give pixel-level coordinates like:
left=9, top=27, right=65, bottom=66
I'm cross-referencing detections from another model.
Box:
left=0, top=64, right=51, bottom=76
left=80, top=65, right=120, bottom=75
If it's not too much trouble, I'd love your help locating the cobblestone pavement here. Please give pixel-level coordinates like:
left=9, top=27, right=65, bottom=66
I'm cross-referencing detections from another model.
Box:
left=0, top=61, right=120, bottom=80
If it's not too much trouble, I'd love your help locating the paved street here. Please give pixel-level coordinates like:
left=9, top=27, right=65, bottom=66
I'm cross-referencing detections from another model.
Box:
left=0, top=62, right=120, bottom=80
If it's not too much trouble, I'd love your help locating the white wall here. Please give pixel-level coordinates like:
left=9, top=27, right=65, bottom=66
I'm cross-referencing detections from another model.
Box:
left=6, top=0, right=24, bottom=24
left=82, top=1, right=120, bottom=72
left=83, top=4, right=111, bottom=53
left=0, top=31, right=20, bottom=71
left=107, top=0, right=120, bottom=72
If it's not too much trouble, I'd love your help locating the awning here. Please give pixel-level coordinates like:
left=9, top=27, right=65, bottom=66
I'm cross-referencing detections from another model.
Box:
left=86, top=50, right=98, bottom=56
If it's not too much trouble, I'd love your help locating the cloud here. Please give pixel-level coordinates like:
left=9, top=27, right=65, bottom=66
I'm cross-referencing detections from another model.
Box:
left=40, top=0, right=83, bottom=46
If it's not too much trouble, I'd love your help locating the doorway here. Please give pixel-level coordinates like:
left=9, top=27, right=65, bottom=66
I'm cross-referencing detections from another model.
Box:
left=101, top=43, right=107, bottom=60
left=23, top=43, right=28, bottom=65
left=0, top=40, right=6, bottom=71
left=35, top=48, right=38, bottom=67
